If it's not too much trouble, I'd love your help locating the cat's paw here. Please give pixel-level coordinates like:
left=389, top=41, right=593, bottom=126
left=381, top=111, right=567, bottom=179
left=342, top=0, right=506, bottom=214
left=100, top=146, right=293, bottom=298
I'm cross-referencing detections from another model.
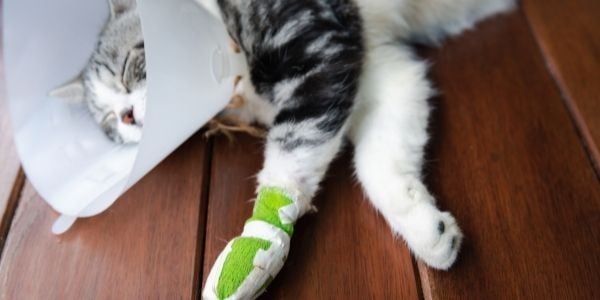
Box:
left=203, top=226, right=290, bottom=300
left=101, top=112, right=123, bottom=143
left=390, top=194, right=463, bottom=270
left=203, top=187, right=297, bottom=299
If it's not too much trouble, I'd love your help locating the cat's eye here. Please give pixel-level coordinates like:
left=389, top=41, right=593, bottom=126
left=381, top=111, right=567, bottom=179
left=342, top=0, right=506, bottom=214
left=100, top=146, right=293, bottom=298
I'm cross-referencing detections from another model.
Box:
left=121, top=52, right=132, bottom=93
left=121, top=48, right=145, bottom=93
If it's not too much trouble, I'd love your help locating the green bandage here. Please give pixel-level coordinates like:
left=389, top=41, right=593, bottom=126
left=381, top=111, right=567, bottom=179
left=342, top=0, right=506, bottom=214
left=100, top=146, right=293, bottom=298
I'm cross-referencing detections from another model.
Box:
left=207, top=186, right=296, bottom=300
left=247, top=187, right=295, bottom=236
left=217, top=238, right=272, bottom=298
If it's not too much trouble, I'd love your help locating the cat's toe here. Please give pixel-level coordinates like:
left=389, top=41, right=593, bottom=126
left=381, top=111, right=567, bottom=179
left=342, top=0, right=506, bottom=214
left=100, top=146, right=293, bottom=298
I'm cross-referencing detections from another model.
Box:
left=419, top=211, right=463, bottom=270
left=392, top=202, right=463, bottom=270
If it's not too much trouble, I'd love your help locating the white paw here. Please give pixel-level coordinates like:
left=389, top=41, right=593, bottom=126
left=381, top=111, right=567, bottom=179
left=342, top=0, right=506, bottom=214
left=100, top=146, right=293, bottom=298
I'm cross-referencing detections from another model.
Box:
left=389, top=193, right=463, bottom=270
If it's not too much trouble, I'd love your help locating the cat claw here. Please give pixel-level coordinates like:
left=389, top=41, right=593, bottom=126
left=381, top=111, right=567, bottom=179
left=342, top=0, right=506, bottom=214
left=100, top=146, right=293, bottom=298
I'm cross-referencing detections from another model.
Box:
left=205, top=118, right=267, bottom=140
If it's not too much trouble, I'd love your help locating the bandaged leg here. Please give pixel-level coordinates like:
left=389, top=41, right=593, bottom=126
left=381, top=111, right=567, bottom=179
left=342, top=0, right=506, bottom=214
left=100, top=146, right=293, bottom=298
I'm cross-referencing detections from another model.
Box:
left=203, top=187, right=301, bottom=299
left=203, top=119, right=347, bottom=299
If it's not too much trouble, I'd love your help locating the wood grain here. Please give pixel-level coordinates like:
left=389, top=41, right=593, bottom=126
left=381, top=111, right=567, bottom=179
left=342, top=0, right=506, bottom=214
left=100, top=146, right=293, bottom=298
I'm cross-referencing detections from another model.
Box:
left=0, top=134, right=210, bottom=299
left=522, top=0, right=600, bottom=170
left=202, top=135, right=420, bottom=299
left=417, top=12, right=600, bottom=299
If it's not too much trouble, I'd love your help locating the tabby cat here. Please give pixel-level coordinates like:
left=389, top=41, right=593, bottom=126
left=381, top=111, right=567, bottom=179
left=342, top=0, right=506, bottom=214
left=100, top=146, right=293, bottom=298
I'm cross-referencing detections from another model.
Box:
left=51, top=0, right=515, bottom=298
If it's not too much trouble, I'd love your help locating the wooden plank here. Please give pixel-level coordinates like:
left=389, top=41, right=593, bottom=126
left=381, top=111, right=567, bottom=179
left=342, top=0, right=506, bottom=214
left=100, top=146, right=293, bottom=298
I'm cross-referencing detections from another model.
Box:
left=522, top=0, right=600, bottom=169
left=0, top=134, right=210, bottom=299
left=202, top=135, right=420, bottom=299
left=417, top=12, right=600, bottom=299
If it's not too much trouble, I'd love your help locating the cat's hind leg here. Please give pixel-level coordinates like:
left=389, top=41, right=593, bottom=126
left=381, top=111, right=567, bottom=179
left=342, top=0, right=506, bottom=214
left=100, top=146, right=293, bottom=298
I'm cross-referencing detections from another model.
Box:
left=349, top=43, right=463, bottom=270
left=401, top=0, right=516, bottom=45
left=356, top=0, right=515, bottom=46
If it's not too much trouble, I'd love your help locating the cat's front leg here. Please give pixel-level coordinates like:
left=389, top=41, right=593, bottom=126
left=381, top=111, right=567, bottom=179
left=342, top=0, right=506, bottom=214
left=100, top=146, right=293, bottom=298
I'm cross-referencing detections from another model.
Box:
left=203, top=110, right=350, bottom=299
left=349, top=43, right=463, bottom=270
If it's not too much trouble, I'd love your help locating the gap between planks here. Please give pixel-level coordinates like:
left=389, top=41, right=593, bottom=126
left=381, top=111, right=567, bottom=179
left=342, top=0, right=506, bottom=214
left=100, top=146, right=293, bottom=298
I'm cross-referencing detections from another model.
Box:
left=415, top=10, right=600, bottom=299
left=193, top=136, right=215, bottom=300
left=520, top=0, right=600, bottom=176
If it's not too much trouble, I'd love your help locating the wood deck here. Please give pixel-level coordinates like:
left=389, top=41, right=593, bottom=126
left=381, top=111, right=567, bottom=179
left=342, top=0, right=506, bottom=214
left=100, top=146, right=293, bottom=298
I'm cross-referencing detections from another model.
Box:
left=1, top=2, right=599, bottom=299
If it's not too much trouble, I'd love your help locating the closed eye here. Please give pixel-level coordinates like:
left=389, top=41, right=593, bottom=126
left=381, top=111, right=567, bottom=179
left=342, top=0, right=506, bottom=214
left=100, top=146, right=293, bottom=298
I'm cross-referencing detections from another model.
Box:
left=134, top=41, right=144, bottom=50
left=93, top=59, right=116, bottom=76
left=121, top=51, right=132, bottom=93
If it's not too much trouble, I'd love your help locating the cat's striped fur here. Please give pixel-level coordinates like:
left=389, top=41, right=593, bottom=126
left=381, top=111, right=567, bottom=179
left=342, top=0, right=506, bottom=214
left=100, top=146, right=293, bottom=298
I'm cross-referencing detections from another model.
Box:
left=215, top=0, right=365, bottom=209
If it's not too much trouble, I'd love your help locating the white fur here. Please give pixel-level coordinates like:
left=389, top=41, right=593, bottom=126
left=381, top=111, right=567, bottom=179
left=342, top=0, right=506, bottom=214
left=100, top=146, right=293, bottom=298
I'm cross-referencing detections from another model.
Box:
left=89, top=81, right=146, bottom=121
left=269, top=10, right=314, bottom=48
left=355, top=0, right=516, bottom=45
left=114, top=118, right=143, bottom=143
left=345, top=0, right=514, bottom=269
left=257, top=125, right=346, bottom=217
left=306, top=32, right=334, bottom=53
left=89, top=79, right=145, bottom=143
left=273, top=77, right=304, bottom=105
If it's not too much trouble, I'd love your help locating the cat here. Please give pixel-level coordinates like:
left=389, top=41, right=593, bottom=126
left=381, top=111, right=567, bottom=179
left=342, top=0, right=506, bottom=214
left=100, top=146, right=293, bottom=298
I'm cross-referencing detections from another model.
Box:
left=51, top=0, right=515, bottom=298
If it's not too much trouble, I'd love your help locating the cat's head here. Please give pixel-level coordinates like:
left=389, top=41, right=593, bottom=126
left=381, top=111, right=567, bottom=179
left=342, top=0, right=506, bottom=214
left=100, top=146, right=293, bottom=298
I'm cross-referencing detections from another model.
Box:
left=51, top=0, right=146, bottom=144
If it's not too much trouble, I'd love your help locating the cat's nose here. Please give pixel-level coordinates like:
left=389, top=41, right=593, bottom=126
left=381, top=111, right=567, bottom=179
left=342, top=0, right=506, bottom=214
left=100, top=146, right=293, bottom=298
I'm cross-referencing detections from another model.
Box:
left=121, top=108, right=136, bottom=125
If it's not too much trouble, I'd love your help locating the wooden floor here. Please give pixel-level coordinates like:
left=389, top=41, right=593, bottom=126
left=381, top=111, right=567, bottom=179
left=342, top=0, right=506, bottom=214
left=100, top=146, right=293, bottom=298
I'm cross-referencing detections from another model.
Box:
left=1, top=1, right=599, bottom=299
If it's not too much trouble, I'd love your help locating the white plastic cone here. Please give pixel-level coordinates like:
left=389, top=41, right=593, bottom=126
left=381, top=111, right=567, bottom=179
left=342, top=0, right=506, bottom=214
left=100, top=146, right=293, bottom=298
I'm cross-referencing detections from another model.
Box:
left=3, top=0, right=244, bottom=234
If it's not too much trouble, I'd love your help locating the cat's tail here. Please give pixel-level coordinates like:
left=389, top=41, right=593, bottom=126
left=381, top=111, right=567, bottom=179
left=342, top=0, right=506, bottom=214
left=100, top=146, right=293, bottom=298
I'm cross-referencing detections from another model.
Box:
left=355, top=0, right=516, bottom=45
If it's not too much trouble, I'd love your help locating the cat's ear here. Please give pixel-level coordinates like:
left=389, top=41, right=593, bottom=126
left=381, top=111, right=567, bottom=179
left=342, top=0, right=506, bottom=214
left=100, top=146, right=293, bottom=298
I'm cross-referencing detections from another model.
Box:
left=108, top=0, right=136, bottom=19
left=49, top=76, right=85, bottom=103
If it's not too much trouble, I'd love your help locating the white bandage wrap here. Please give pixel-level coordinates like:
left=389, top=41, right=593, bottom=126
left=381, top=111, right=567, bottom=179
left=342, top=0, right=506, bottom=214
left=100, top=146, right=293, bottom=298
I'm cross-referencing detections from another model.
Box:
left=278, top=204, right=299, bottom=225
left=202, top=221, right=291, bottom=300
left=241, top=221, right=291, bottom=248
